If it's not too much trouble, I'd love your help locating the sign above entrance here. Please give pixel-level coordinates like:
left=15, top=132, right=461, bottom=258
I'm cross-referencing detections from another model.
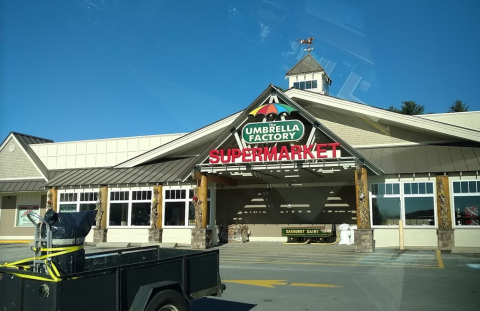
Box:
left=209, top=143, right=341, bottom=164
left=242, top=120, right=304, bottom=144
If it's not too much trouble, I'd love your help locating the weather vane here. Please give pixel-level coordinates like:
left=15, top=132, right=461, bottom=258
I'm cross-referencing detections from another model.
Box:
left=297, top=37, right=314, bottom=53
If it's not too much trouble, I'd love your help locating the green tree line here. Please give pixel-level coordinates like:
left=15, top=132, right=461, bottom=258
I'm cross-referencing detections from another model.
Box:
left=387, top=100, right=469, bottom=115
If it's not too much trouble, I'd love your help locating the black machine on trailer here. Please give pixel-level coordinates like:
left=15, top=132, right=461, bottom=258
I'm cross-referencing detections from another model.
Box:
left=0, top=212, right=225, bottom=311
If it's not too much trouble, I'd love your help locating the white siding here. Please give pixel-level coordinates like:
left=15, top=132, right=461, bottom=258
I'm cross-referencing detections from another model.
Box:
left=30, top=134, right=186, bottom=170
left=419, top=112, right=480, bottom=131
left=374, top=228, right=400, bottom=248
left=287, top=72, right=325, bottom=94
left=162, top=228, right=192, bottom=244
left=107, top=228, right=149, bottom=243
left=455, top=229, right=480, bottom=247
left=403, top=229, right=437, bottom=247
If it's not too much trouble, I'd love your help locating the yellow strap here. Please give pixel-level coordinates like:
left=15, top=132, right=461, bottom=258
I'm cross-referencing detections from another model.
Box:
left=2, top=245, right=83, bottom=267
left=0, top=245, right=84, bottom=282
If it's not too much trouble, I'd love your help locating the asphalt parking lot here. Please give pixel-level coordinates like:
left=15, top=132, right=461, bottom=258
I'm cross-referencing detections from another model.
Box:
left=1, top=242, right=480, bottom=310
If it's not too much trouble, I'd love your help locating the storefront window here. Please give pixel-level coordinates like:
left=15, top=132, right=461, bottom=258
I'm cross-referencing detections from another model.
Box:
left=109, top=202, right=129, bottom=226
left=165, top=201, right=186, bottom=226
left=59, top=191, right=98, bottom=225
left=371, top=183, right=401, bottom=226
left=403, top=182, right=435, bottom=226
left=164, top=188, right=211, bottom=227
left=108, top=190, right=152, bottom=227
left=17, top=205, right=40, bottom=227
left=453, top=181, right=480, bottom=226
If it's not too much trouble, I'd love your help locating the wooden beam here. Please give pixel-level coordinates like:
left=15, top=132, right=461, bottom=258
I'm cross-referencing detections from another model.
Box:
left=50, top=187, right=58, bottom=212
left=100, top=186, right=108, bottom=230
left=194, top=171, right=237, bottom=187
left=355, top=166, right=370, bottom=229
left=436, top=175, right=452, bottom=229
left=198, top=174, right=208, bottom=229
left=155, top=184, right=163, bottom=229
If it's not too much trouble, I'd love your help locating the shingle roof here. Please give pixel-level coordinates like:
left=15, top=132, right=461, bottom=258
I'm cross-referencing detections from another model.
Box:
left=286, top=54, right=326, bottom=76
left=45, top=157, right=197, bottom=187
left=357, top=145, right=480, bottom=174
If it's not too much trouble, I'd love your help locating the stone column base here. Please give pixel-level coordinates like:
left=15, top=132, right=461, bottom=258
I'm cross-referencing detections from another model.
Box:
left=437, top=229, right=455, bottom=250
left=191, top=229, right=213, bottom=250
left=93, top=229, right=108, bottom=243
left=354, top=229, right=375, bottom=253
left=148, top=228, right=163, bottom=243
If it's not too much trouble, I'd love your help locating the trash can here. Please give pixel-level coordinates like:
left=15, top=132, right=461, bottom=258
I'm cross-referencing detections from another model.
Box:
left=42, top=209, right=96, bottom=274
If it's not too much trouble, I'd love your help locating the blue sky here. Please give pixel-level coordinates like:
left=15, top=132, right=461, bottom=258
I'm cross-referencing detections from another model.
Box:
left=1, top=0, right=479, bottom=142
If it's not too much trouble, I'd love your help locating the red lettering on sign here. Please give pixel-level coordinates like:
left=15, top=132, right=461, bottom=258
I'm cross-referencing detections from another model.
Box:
left=291, top=145, right=302, bottom=160
left=252, top=148, right=263, bottom=161
left=209, top=150, right=220, bottom=163
left=303, top=145, right=314, bottom=159
left=279, top=146, right=290, bottom=160
left=263, top=147, right=277, bottom=161
left=328, top=142, right=340, bottom=157
left=316, top=144, right=328, bottom=158
left=220, top=149, right=231, bottom=163
left=231, top=148, right=242, bottom=162
left=242, top=148, right=252, bottom=162
left=209, top=143, right=341, bottom=163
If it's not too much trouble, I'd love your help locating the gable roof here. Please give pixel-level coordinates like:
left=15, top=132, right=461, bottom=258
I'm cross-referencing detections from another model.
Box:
left=0, top=132, right=53, bottom=181
left=178, top=84, right=384, bottom=180
left=284, top=88, right=480, bottom=143
left=286, top=53, right=326, bottom=76
left=114, top=112, right=242, bottom=168
left=358, top=144, right=480, bottom=174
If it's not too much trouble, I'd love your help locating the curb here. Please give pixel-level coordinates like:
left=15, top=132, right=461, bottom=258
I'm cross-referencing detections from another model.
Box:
left=0, top=240, right=32, bottom=244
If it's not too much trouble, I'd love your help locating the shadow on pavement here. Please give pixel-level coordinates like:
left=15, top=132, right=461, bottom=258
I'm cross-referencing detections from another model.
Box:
left=190, top=297, right=256, bottom=311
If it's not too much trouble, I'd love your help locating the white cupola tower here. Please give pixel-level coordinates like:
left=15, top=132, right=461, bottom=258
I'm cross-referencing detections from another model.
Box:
left=285, top=53, right=332, bottom=95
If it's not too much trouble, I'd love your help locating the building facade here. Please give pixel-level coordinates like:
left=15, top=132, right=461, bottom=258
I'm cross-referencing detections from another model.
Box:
left=1, top=54, right=479, bottom=250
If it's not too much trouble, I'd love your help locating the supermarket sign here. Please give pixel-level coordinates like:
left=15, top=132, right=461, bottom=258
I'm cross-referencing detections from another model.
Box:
left=209, top=143, right=341, bottom=164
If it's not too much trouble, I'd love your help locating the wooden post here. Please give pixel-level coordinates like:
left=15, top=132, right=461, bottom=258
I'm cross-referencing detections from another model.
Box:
left=355, top=166, right=370, bottom=229
left=436, top=175, right=452, bottom=229
left=155, top=184, right=163, bottom=229
left=399, top=220, right=404, bottom=250
left=100, top=186, right=108, bottom=230
left=199, top=174, right=208, bottom=229
left=51, top=187, right=58, bottom=212
left=436, top=175, right=454, bottom=250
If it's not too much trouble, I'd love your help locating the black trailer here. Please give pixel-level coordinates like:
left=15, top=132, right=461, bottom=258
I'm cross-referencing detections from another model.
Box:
left=0, top=245, right=225, bottom=311
left=0, top=212, right=225, bottom=311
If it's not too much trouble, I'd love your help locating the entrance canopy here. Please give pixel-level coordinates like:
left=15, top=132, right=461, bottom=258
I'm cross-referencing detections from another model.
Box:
left=183, top=85, right=382, bottom=186
left=196, top=156, right=357, bottom=186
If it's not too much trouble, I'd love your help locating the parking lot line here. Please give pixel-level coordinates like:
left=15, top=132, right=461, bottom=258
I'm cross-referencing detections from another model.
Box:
left=219, top=258, right=440, bottom=269
left=436, top=250, right=444, bottom=269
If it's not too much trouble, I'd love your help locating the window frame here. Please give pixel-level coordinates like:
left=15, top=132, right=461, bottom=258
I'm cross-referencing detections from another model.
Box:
left=57, top=190, right=99, bottom=227
left=293, top=80, right=318, bottom=90
left=451, top=179, right=480, bottom=229
left=163, top=187, right=212, bottom=228
left=370, top=182, right=402, bottom=228
left=107, top=188, right=152, bottom=228
left=369, top=181, right=437, bottom=228
left=402, top=181, right=436, bottom=227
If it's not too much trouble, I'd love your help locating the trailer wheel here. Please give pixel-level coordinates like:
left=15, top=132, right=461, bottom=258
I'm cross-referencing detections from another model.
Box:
left=145, top=289, right=189, bottom=311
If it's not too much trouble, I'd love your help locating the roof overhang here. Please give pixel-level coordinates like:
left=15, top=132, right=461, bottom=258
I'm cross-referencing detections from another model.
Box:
left=284, top=88, right=480, bottom=142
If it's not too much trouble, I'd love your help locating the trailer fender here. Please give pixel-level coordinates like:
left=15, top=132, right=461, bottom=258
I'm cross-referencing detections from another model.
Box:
left=129, top=281, right=190, bottom=311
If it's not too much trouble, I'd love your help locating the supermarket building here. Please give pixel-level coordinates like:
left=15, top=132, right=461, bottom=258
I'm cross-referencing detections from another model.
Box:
left=1, top=54, right=479, bottom=251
